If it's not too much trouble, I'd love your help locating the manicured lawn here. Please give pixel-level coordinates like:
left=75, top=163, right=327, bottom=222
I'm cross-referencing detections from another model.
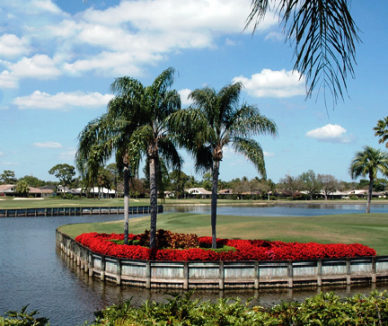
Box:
left=59, top=212, right=388, bottom=255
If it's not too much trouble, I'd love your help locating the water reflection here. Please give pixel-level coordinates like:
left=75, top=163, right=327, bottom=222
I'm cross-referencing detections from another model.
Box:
left=164, top=203, right=388, bottom=216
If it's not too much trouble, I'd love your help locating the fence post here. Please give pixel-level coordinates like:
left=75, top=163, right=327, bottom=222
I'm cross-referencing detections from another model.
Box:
left=287, top=260, right=293, bottom=288
left=219, top=261, right=224, bottom=290
left=254, top=261, right=259, bottom=289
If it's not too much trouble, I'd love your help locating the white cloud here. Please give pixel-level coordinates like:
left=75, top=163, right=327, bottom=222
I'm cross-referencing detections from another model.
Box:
left=33, top=142, right=63, bottom=148
left=306, top=124, right=353, bottom=143
left=264, top=151, right=275, bottom=157
left=0, top=34, right=29, bottom=59
left=232, top=69, right=306, bottom=98
left=32, top=0, right=62, bottom=14
left=0, top=70, right=18, bottom=88
left=2, top=55, right=61, bottom=80
left=178, top=89, right=193, bottom=106
left=14, top=91, right=114, bottom=110
left=0, top=161, right=19, bottom=166
left=58, top=150, right=76, bottom=161
left=264, top=31, right=283, bottom=42
left=0, top=152, right=3, bottom=156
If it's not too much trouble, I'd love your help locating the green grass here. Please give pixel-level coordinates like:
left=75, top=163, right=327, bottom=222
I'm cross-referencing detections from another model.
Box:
left=58, top=212, right=388, bottom=255
left=0, top=197, right=275, bottom=209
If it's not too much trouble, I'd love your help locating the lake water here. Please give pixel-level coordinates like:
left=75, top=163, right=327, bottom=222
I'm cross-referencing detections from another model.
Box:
left=1, top=203, right=388, bottom=326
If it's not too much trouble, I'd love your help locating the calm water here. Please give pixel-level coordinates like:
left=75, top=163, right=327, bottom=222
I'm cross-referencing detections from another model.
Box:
left=1, top=204, right=388, bottom=326
left=164, top=202, right=388, bottom=215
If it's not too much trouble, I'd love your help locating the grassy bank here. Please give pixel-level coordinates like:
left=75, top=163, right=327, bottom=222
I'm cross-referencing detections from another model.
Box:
left=1, top=195, right=387, bottom=209
left=59, top=212, right=388, bottom=255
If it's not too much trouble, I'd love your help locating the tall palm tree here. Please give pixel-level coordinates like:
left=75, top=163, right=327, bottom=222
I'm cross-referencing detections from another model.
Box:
left=77, top=68, right=182, bottom=249
left=170, top=82, right=277, bottom=248
left=246, top=0, right=360, bottom=106
left=76, top=106, right=138, bottom=244
left=349, top=146, right=388, bottom=213
left=374, top=117, right=388, bottom=148
left=112, top=67, right=183, bottom=249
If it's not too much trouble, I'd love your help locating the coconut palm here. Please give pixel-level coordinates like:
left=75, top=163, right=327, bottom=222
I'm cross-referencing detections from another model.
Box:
left=349, top=146, right=388, bottom=213
left=170, top=82, right=277, bottom=248
left=374, top=117, right=388, bottom=148
left=246, top=0, right=360, bottom=105
left=111, top=67, right=183, bottom=249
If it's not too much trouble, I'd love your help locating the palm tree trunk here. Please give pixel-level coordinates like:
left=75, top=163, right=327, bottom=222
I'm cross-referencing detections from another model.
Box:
left=149, top=157, right=158, bottom=249
left=123, top=164, right=129, bottom=244
left=211, top=160, right=220, bottom=249
left=367, top=176, right=373, bottom=213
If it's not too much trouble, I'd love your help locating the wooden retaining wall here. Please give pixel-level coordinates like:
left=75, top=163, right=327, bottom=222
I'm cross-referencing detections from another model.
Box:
left=56, top=229, right=388, bottom=289
left=0, top=205, right=163, bottom=217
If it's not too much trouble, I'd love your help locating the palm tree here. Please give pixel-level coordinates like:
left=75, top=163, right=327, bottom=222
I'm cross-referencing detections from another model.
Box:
left=374, top=117, right=388, bottom=148
left=77, top=68, right=182, bottom=248
left=246, top=0, right=360, bottom=106
left=76, top=109, right=137, bottom=244
left=170, top=82, right=277, bottom=248
left=112, top=67, right=183, bottom=249
left=349, top=146, right=388, bottom=213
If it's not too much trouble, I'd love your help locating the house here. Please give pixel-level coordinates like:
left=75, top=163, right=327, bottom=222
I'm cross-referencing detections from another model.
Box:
left=185, top=187, right=212, bottom=199
left=0, top=184, right=54, bottom=197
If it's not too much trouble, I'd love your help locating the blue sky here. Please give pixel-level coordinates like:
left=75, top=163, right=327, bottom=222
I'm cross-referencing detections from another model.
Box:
left=0, top=0, right=387, bottom=184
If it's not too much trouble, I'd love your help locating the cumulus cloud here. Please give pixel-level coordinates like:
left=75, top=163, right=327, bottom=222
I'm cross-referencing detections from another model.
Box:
left=0, top=70, right=18, bottom=88
left=178, top=89, right=193, bottom=106
left=33, top=142, right=63, bottom=148
left=14, top=91, right=114, bottom=110
left=2, top=55, right=61, bottom=80
left=232, top=69, right=306, bottom=98
left=306, top=124, right=353, bottom=143
left=0, top=34, right=29, bottom=59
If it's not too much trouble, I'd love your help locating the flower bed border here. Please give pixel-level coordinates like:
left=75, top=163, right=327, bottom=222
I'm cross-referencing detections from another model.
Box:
left=57, top=229, right=388, bottom=290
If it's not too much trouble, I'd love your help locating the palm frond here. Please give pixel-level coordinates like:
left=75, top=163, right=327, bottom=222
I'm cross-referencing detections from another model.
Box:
left=246, top=0, right=360, bottom=105
left=232, top=137, right=267, bottom=179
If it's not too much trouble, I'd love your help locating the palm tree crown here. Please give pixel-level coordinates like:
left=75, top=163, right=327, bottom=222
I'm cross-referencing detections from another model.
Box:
left=374, top=117, right=388, bottom=148
left=349, top=146, right=388, bottom=213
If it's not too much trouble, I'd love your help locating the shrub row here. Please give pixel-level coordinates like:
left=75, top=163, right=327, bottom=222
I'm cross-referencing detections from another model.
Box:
left=89, top=290, right=388, bottom=325
left=75, top=230, right=376, bottom=261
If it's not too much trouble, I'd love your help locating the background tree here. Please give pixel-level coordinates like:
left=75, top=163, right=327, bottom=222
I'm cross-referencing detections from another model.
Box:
left=0, top=170, right=17, bottom=185
left=317, top=174, right=339, bottom=200
left=201, top=172, right=213, bottom=191
left=170, top=81, right=277, bottom=248
left=246, top=0, right=360, bottom=106
left=106, top=163, right=119, bottom=198
left=279, top=174, right=301, bottom=199
left=349, top=146, right=388, bottom=213
left=374, top=117, right=388, bottom=148
left=48, top=164, right=76, bottom=197
left=168, top=170, right=189, bottom=199
left=18, top=175, right=46, bottom=188
left=298, top=170, right=321, bottom=200
left=15, top=180, right=30, bottom=197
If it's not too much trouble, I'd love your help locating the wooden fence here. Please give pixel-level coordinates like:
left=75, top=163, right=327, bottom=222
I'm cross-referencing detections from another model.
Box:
left=56, top=229, right=388, bottom=290
left=0, top=205, right=163, bottom=217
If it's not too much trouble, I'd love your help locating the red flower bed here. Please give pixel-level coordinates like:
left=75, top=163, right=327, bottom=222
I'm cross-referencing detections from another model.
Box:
left=75, top=230, right=376, bottom=262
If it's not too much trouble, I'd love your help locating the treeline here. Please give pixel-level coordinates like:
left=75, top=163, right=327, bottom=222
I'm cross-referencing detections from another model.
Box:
left=2, top=167, right=386, bottom=200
